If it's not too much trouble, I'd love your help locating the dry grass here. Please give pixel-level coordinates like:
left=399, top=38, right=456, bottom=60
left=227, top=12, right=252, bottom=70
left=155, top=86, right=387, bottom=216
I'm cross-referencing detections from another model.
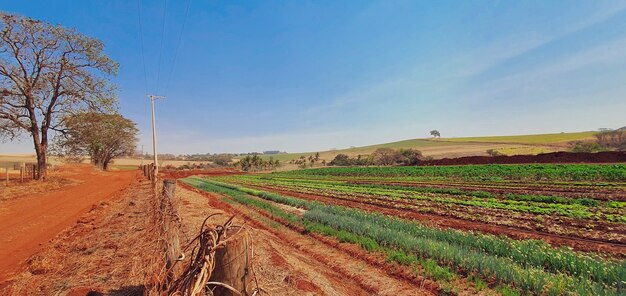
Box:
left=176, top=186, right=303, bottom=295
left=0, top=180, right=157, bottom=295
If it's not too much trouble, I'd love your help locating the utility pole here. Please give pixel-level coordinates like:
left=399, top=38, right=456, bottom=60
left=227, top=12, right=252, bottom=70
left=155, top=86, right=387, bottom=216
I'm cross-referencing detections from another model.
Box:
left=147, top=94, right=165, bottom=177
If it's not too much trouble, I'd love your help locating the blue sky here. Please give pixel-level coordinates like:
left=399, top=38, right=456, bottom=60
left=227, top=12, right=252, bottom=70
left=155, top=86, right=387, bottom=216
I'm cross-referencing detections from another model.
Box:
left=3, top=1, right=626, bottom=154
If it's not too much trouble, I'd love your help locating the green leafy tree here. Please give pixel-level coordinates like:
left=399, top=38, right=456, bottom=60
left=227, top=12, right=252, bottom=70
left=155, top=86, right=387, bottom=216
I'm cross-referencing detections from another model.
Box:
left=329, top=154, right=351, bottom=166
left=0, top=13, right=118, bottom=179
left=398, top=149, right=423, bottom=165
left=55, top=112, right=137, bottom=170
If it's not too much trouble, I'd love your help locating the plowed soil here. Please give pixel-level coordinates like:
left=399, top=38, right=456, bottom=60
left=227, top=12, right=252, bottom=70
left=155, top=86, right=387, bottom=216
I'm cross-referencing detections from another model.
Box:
left=418, top=151, right=626, bottom=166
left=178, top=183, right=437, bottom=295
left=243, top=185, right=626, bottom=256
left=0, top=164, right=138, bottom=283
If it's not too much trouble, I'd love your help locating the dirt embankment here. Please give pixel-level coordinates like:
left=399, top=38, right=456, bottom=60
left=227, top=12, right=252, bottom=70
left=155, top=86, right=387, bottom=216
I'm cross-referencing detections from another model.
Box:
left=160, top=168, right=243, bottom=179
left=418, top=151, right=626, bottom=166
left=0, top=164, right=138, bottom=283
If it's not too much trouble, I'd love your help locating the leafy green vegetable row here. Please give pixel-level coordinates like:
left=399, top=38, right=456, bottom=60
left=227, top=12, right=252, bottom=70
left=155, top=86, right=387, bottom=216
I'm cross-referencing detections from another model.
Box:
left=183, top=177, right=624, bottom=295
left=218, top=175, right=620, bottom=221
left=275, top=164, right=626, bottom=182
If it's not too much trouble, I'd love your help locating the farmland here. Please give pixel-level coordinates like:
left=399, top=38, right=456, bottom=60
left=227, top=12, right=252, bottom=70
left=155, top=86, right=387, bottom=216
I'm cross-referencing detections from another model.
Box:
left=182, top=163, right=626, bottom=295
left=255, top=131, right=596, bottom=163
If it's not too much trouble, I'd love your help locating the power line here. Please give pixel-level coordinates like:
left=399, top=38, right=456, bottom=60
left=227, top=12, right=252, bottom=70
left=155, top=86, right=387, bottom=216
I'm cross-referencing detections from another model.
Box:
left=136, top=0, right=148, bottom=93
left=155, top=0, right=168, bottom=93
left=163, top=0, right=192, bottom=95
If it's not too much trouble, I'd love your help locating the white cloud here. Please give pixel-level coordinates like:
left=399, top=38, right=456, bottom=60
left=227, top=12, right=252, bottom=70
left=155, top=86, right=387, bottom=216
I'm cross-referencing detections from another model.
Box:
left=459, top=2, right=626, bottom=78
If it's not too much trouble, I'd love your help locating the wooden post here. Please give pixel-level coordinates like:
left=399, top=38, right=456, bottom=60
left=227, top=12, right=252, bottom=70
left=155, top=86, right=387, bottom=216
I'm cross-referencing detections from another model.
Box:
left=20, top=167, right=23, bottom=183
left=210, top=229, right=252, bottom=296
left=32, top=164, right=36, bottom=180
left=5, top=168, right=8, bottom=186
left=161, top=179, right=182, bottom=287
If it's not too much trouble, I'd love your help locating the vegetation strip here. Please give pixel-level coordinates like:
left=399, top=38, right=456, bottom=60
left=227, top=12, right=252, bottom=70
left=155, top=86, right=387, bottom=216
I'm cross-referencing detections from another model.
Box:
left=277, top=164, right=626, bottom=182
left=216, top=175, right=625, bottom=223
left=183, top=177, right=625, bottom=295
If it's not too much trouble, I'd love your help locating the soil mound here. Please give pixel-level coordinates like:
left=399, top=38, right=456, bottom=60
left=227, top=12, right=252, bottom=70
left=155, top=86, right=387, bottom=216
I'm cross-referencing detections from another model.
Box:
left=419, top=151, right=626, bottom=166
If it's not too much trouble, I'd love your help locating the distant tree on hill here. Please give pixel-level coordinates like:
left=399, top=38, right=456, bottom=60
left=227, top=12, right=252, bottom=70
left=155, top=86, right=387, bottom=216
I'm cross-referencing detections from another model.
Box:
left=430, top=130, right=441, bottom=138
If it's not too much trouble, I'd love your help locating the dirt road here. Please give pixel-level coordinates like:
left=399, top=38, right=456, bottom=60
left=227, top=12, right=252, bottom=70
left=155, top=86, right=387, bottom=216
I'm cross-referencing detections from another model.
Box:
left=0, top=164, right=137, bottom=282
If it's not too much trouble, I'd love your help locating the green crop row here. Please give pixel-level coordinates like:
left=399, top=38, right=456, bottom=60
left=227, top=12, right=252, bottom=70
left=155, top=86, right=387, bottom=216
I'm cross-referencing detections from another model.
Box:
left=219, top=175, right=614, bottom=221
left=275, top=164, right=626, bottom=182
left=183, top=177, right=625, bottom=294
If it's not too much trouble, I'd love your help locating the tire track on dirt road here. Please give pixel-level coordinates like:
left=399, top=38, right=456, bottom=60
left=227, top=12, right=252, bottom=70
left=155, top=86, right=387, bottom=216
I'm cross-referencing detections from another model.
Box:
left=0, top=164, right=138, bottom=283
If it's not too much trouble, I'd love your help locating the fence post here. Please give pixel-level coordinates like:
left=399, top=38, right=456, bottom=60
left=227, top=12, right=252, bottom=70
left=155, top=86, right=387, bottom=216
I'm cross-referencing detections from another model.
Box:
left=210, top=230, right=252, bottom=296
left=5, top=168, right=8, bottom=186
left=162, top=179, right=181, bottom=288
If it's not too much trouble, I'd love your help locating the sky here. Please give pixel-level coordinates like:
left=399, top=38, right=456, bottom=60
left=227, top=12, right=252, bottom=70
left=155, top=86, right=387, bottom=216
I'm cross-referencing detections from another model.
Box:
left=2, top=0, right=626, bottom=154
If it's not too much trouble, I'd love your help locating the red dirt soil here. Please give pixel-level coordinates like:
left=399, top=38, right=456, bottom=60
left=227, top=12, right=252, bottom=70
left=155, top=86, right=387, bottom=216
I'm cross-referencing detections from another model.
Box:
left=179, top=182, right=438, bottom=295
left=160, top=168, right=243, bottom=179
left=246, top=185, right=626, bottom=256
left=418, top=151, right=626, bottom=166
left=0, top=164, right=138, bottom=283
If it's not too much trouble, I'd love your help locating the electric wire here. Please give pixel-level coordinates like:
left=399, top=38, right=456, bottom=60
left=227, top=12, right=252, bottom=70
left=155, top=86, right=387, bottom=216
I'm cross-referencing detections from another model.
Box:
left=163, top=0, right=192, bottom=96
left=136, top=0, right=148, bottom=93
left=155, top=0, right=168, bottom=93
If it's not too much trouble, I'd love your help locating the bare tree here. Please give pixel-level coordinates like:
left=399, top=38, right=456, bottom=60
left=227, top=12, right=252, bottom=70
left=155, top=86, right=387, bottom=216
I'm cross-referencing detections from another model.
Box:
left=371, top=148, right=402, bottom=166
left=0, top=13, right=118, bottom=179
left=595, top=130, right=626, bottom=151
left=55, top=113, right=137, bottom=170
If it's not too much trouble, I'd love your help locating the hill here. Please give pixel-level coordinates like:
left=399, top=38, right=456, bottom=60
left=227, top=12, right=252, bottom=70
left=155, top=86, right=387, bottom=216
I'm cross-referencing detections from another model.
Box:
left=257, top=131, right=596, bottom=163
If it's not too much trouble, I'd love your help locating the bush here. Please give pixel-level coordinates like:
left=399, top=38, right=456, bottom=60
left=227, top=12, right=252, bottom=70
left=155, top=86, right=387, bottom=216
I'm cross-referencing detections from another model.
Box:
left=570, top=141, right=606, bottom=153
left=329, top=154, right=352, bottom=166
left=399, top=149, right=423, bottom=165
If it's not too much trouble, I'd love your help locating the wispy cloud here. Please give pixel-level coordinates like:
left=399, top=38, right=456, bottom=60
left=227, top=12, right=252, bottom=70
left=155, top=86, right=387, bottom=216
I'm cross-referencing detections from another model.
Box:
left=458, top=2, right=626, bottom=78
left=461, top=35, right=626, bottom=104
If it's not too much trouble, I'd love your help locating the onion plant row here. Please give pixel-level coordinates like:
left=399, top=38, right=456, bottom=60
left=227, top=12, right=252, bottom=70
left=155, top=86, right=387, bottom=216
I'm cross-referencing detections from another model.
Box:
left=183, top=177, right=624, bottom=295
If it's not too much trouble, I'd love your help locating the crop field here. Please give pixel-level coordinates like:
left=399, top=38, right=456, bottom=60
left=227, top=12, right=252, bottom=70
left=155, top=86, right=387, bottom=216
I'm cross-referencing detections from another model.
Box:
left=439, top=131, right=597, bottom=145
left=182, top=163, right=626, bottom=295
left=255, top=131, right=595, bottom=163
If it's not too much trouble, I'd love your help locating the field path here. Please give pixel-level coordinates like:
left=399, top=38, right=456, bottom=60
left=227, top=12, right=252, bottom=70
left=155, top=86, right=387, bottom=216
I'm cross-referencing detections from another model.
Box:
left=0, top=164, right=137, bottom=282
